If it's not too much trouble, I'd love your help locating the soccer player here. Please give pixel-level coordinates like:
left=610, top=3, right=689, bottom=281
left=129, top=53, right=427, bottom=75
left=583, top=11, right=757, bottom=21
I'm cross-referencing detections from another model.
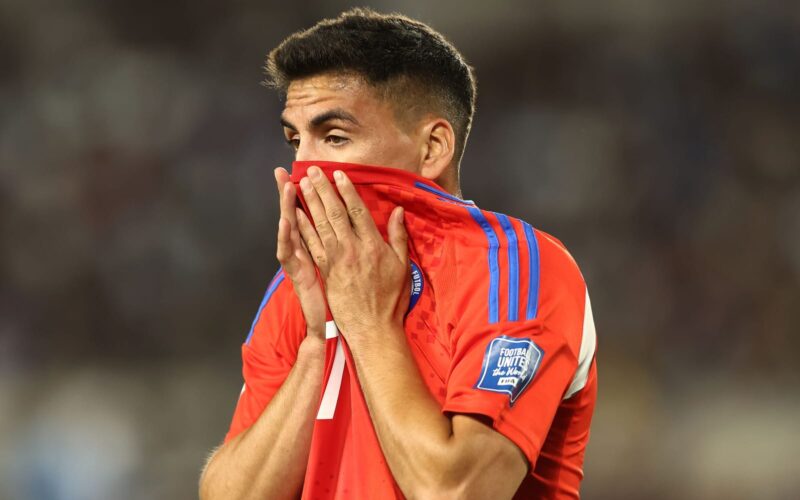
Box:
left=199, top=8, right=597, bottom=500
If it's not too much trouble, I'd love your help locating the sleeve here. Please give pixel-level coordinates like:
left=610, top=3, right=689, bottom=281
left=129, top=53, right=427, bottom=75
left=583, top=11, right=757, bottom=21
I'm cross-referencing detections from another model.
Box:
left=224, top=268, right=307, bottom=443
left=441, top=217, right=585, bottom=470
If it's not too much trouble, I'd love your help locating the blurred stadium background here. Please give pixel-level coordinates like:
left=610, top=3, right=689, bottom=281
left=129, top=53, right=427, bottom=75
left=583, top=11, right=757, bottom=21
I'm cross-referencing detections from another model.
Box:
left=0, top=0, right=798, bottom=498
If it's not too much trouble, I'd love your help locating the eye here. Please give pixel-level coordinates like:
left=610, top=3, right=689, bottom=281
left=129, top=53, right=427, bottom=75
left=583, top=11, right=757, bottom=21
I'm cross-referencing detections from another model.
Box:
left=285, top=137, right=300, bottom=151
left=325, top=135, right=349, bottom=146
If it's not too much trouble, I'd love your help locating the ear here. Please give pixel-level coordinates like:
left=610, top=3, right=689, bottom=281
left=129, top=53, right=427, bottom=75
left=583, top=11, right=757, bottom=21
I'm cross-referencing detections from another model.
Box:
left=419, top=118, right=456, bottom=183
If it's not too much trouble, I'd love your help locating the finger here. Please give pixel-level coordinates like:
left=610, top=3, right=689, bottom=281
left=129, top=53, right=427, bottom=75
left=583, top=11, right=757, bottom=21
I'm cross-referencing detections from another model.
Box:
left=275, top=166, right=299, bottom=230
left=280, top=181, right=298, bottom=227
left=388, top=206, right=408, bottom=263
left=299, top=176, right=339, bottom=251
left=287, top=208, right=314, bottom=268
left=333, top=170, right=377, bottom=239
left=276, top=217, right=299, bottom=274
left=278, top=215, right=319, bottom=294
left=296, top=207, right=329, bottom=274
left=307, top=166, right=353, bottom=240
left=275, top=167, right=295, bottom=225
left=274, top=167, right=290, bottom=197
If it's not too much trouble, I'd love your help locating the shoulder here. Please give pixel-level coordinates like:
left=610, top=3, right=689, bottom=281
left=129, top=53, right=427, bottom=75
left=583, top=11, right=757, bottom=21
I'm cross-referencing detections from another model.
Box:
left=243, top=268, right=305, bottom=359
left=534, top=229, right=585, bottom=293
left=445, top=207, right=586, bottom=328
left=450, top=206, right=584, bottom=286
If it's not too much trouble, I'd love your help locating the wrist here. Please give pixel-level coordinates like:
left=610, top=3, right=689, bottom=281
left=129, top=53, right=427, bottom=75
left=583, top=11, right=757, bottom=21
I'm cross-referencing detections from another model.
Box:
left=299, top=334, right=327, bottom=358
left=345, top=322, right=405, bottom=349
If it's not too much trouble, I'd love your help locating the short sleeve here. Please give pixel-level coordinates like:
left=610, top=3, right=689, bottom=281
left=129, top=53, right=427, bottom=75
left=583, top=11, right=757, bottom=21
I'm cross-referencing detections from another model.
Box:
left=224, top=269, right=307, bottom=443
left=441, top=213, right=586, bottom=470
left=442, top=320, right=577, bottom=468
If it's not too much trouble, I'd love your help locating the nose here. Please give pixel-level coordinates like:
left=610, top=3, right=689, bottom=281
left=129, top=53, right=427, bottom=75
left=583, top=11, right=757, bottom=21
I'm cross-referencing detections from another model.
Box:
left=294, top=139, right=318, bottom=162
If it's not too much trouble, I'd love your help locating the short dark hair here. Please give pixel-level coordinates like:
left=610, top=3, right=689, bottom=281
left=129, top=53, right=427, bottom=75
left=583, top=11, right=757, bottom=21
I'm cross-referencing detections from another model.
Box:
left=265, top=8, right=477, bottom=165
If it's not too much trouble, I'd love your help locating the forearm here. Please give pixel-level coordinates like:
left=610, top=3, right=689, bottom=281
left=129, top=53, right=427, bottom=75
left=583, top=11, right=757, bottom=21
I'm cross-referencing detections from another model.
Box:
left=347, top=328, right=460, bottom=498
left=200, top=336, right=326, bottom=500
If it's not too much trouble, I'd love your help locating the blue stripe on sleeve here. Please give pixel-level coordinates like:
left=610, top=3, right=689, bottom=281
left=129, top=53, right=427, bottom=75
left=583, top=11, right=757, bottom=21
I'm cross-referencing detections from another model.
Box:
left=245, top=269, right=286, bottom=345
left=495, top=213, right=520, bottom=321
left=522, top=222, right=540, bottom=320
left=467, top=207, right=500, bottom=324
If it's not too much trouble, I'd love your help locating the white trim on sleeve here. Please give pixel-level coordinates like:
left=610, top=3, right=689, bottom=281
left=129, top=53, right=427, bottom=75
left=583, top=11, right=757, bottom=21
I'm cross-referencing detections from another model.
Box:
left=564, top=289, right=597, bottom=400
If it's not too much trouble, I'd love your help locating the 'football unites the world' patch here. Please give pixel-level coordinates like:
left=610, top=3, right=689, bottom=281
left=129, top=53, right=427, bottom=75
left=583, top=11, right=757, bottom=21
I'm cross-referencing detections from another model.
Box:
left=475, top=335, right=543, bottom=405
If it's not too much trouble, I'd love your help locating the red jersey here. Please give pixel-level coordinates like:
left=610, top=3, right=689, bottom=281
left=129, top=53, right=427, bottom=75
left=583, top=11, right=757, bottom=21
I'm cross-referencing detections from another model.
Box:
left=225, top=161, right=598, bottom=499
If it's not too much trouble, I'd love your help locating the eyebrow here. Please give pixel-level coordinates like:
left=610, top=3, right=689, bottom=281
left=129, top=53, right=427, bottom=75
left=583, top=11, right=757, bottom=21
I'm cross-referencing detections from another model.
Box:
left=280, top=108, right=361, bottom=131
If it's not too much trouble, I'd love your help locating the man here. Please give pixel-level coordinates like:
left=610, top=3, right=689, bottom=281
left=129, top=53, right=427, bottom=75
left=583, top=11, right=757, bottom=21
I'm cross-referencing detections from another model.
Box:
left=200, top=8, right=597, bottom=500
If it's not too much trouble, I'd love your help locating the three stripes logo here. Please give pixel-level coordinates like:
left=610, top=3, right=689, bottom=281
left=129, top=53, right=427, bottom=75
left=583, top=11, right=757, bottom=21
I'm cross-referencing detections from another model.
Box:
left=466, top=208, right=540, bottom=325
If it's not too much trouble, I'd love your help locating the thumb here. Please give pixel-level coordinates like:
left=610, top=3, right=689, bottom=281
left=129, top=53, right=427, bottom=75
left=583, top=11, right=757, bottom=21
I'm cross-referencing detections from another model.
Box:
left=388, top=206, right=408, bottom=263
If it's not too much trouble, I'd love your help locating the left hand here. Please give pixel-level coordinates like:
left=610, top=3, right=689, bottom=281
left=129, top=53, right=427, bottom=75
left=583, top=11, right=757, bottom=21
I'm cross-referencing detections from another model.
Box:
left=294, top=166, right=410, bottom=342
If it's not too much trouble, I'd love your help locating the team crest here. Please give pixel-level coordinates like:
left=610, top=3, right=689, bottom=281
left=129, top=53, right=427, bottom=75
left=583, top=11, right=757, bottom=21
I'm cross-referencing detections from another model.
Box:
left=475, top=335, right=543, bottom=405
left=407, top=261, right=423, bottom=312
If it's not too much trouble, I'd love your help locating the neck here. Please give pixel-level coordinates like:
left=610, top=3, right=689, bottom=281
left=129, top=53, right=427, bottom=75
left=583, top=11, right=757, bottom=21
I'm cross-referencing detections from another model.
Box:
left=432, top=167, right=462, bottom=198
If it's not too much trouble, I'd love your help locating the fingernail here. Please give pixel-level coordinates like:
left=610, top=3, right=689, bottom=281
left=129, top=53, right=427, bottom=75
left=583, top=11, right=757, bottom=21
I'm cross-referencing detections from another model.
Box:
left=300, top=177, right=312, bottom=193
left=308, top=167, right=321, bottom=179
left=397, top=206, right=404, bottom=221
left=333, top=170, right=343, bottom=182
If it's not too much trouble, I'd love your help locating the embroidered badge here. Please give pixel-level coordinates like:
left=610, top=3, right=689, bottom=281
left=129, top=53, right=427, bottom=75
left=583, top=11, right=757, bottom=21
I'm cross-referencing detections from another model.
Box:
left=475, top=335, right=543, bottom=405
left=408, top=261, right=424, bottom=312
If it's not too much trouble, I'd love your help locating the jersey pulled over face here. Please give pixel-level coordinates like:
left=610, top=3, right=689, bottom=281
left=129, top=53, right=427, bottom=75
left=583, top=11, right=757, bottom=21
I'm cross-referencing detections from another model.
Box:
left=226, top=161, right=598, bottom=499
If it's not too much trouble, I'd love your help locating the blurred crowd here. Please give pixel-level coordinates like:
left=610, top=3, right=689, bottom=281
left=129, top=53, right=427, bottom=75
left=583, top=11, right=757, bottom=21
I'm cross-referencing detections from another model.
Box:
left=0, top=0, right=798, bottom=498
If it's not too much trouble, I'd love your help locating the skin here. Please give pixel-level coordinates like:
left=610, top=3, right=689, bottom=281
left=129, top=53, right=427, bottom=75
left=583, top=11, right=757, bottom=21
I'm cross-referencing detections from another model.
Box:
left=279, top=72, right=462, bottom=196
left=200, top=72, right=528, bottom=499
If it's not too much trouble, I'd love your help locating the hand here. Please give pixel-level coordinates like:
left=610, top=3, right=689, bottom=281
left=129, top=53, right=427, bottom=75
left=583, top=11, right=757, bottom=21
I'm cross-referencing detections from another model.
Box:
left=274, top=167, right=327, bottom=342
left=294, top=166, right=410, bottom=343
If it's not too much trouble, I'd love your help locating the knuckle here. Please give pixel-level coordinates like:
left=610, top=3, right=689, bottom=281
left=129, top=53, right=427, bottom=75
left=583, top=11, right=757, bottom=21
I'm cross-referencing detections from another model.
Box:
left=348, top=206, right=366, bottom=219
left=276, top=247, right=289, bottom=262
left=314, top=219, right=331, bottom=233
left=307, top=235, right=321, bottom=248
left=313, top=253, right=328, bottom=266
left=327, top=207, right=346, bottom=222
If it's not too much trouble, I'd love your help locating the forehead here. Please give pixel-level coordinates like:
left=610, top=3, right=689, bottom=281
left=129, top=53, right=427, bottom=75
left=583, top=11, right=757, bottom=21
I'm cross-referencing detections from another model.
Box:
left=285, top=73, right=376, bottom=111
left=282, top=73, right=400, bottom=124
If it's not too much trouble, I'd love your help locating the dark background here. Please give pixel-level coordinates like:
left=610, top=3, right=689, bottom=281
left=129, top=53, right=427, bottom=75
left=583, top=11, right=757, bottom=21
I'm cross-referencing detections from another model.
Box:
left=1, top=1, right=798, bottom=498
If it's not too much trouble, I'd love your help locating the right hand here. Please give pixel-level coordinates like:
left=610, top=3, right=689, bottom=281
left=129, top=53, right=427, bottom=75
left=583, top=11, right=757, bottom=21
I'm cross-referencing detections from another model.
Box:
left=274, top=167, right=327, bottom=342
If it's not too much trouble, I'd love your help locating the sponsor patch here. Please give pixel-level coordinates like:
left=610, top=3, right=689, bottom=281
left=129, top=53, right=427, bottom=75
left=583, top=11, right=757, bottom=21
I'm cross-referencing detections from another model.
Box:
left=407, top=260, right=424, bottom=312
left=475, top=335, right=543, bottom=405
